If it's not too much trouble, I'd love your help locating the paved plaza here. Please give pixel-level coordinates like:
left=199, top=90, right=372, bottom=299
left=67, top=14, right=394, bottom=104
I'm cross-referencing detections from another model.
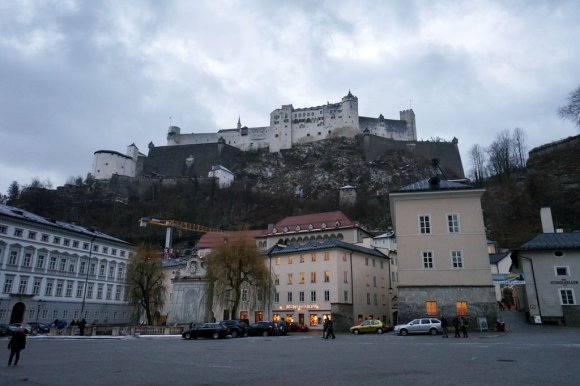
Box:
left=2, top=323, right=580, bottom=386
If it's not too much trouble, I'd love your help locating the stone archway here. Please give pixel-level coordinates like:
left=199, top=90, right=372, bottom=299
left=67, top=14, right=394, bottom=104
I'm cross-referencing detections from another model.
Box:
left=10, top=302, right=26, bottom=324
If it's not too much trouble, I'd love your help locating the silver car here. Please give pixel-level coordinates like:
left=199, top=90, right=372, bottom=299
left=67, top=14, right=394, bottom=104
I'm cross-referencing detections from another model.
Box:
left=394, top=318, right=441, bottom=336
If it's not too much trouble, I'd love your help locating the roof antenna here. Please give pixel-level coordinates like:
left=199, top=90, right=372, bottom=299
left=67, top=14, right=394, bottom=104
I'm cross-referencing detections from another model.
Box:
left=409, top=99, right=413, bottom=109
left=169, top=116, right=172, bottom=126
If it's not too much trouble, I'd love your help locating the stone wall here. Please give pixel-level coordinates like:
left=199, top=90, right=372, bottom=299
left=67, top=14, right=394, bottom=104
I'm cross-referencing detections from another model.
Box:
left=331, top=302, right=354, bottom=332
left=563, top=305, right=580, bottom=327
left=397, top=285, right=498, bottom=329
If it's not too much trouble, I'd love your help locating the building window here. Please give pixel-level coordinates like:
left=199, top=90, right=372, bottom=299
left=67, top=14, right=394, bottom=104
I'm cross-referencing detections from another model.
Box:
left=311, top=272, right=316, bottom=283
left=299, top=255, right=305, bottom=263
left=53, top=236, right=61, bottom=245
left=83, top=242, right=89, bottom=250
left=367, top=293, right=371, bottom=305
left=373, top=276, right=377, bottom=287
left=32, top=278, right=42, bottom=295
left=287, top=292, right=293, bottom=302
left=99, top=264, right=106, bottom=277
left=97, top=283, right=104, bottom=299
left=241, top=289, right=248, bottom=302
left=36, top=255, right=45, bottom=269
left=310, top=291, right=316, bottom=302
left=73, top=241, right=79, bottom=248
left=93, top=244, right=99, bottom=252
left=299, top=291, right=305, bottom=302
left=372, top=259, right=376, bottom=267
left=299, top=272, right=305, bottom=284
left=63, top=239, right=70, bottom=247
left=14, top=228, right=23, bottom=237
left=79, top=261, right=86, bottom=275
left=18, top=277, right=28, bottom=294
left=109, top=265, right=115, bottom=278
left=456, top=301, right=468, bottom=316
left=311, top=252, right=317, bottom=262
left=324, top=290, right=330, bottom=301
left=344, top=290, right=348, bottom=302
left=28, top=231, right=37, bottom=240
left=374, top=293, right=378, bottom=305
left=115, top=285, right=122, bottom=301
left=419, top=215, right=431, bottom=234
left=0, top=225, right=6, bottom=234
left=45, top=280, right=54, bottom=296
left=447, top=214, right=460, bottom=233
left=324, top=252, right=330, bottom=261
left=8, top=250, right=18, bottom=265
left=274, top=274, right=280, bottom=285
left=41, top=234, right=49, bottom=242
left=49, top=256, right=57, bottom=270
left=324, top=271, right=330, bottom=283
left=343, top=271, right=348, bottom=283
left=55, top=280, right=64, bottom=297
left=275, top=257, right=280, bottom=265
left=451, top=251, right=463, bottom=268
left=106, top=284, right=113, bottom=300
left=365, top=257, right=369, bottom=266
left=117, top=266, right=124, bottom=279
left=59, top=258, right=67, bottom=271
left=342, top=252, right=347, bottom=262
left=555, top=267, right=569, bottom=276
left=287, top=273, right=293, bottom=285
left=120, top=250, right=126, bottom=257
left=560, top=289, right=575, bottom=305
left=288, top=256, right=293, bottom=264
left=65, top=281, right=74, bottom=297
left=422, top=251, right=434, bottom=269
left=102, top=246, right=108, bottom=254
left=426, top=301, right=438, bottom=315
left=274, top=292, right=279, bottom=303
left=76, top=282, right=84, bottom=298
left=23, top=252, right=32, bottom=267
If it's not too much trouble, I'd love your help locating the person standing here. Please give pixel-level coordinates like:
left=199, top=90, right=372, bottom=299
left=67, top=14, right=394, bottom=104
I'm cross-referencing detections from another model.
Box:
left=452, top=316, right=461, bottom=338
left=78, top=318, right=87, bottom=336
left=322, top=318, right=328, bottom=339
left=8, top=326, right=26, bottom=366
left=440, top=316, right=449, bottom=338
left=460, top=316, right=469, bottom=338
left=326, top=319, right=335, bottom=339
left=279, top=317, right=287, bottom=336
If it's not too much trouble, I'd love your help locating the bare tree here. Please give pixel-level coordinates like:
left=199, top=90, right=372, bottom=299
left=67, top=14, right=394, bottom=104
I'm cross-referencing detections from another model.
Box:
left=559, top=85, right=580, bottom=128
left=126, top=244, right=165, bottom=325
left=469, top=144, right=487, bottom=185
left=511, top=127, right=528, bottom=168
left=205, top=232, right=271, bottom=320
left=487, top=130, right=513, bottom=177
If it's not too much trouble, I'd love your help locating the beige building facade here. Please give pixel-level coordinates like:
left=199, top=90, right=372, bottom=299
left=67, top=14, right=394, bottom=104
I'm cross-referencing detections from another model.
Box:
left=390, top=177, right=497, bottom=326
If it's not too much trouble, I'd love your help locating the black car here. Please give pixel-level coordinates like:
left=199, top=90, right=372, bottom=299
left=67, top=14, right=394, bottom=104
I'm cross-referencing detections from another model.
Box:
left=247, top=321, right=279, bottom=337
left=182, top=322, right=231, bottom=340
left=0, top=323, right=10, bottom=336
left=221, top=320, right=248, bottom=338
left=29, top=322, right=51, bottom=334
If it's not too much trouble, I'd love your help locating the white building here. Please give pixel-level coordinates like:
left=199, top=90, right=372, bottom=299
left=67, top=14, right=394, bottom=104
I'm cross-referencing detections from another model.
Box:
left=92, top=143, right=143, bottom=180
left=166, top=92, right=417, bottom=153
left=208, top=165, right=234, bottom=188
left=0, top=204, right=134, bottom=326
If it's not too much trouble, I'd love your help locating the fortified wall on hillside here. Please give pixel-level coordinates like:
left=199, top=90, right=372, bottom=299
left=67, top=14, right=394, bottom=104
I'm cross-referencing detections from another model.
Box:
left=166, top=91, right=417, bottom=152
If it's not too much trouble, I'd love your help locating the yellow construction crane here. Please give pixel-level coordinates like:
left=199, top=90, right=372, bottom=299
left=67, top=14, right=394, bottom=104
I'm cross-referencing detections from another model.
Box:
left=139, top=217, right=221, bottom=251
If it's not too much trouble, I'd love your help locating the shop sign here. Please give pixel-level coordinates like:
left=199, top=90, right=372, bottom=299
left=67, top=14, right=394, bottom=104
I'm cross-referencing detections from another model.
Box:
left=278, top=304, right=320, bottom=311
left=492, top=273, right=525, bottom=284
left=550, top=279, right=579, bottom=286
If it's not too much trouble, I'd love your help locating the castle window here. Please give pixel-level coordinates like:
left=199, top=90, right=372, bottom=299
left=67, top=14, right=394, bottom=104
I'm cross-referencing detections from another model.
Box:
left=307, top=134, right=310, bottom=137
left=318, top=132, right=321, bottom=135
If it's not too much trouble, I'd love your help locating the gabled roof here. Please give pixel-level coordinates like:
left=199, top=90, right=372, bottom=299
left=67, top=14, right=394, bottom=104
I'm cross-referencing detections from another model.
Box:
left=517, top=233, right=580, bottom=251
left=489, top=252, right=510, bottom=264
left=267, top=238, right=387, bottom=258
left=0, top=204, right=130, bottom=245
left=271, top=211, right=357, bottom=233
left=197, top=230, right=266, bottom=249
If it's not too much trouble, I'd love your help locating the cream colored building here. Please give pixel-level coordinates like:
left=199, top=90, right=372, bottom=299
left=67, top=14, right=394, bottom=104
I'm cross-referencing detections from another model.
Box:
left=389, top=177, right=497, bottom=325
left=267, top=239, right=392, bottom=331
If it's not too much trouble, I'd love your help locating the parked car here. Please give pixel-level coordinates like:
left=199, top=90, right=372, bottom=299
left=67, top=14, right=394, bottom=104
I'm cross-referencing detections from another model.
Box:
left=0, top=323, right=11, bottom=336
left=349, top=319, right=389, bottom=335
left=221, top=320, right=248, bottom=338
left=247, top=321, right=279, bottom=337
left=182, top=322, right=231, bottom=340
left=29, top=322, right=51, bottom=334
left=8, top=323, right=32, bottom=334
left=394, top=318, right=442, bottom=336
left=287, top=322, right=309, bottom=332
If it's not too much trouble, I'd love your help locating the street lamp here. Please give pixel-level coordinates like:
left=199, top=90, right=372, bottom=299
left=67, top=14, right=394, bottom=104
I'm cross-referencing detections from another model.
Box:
left=80, top=234, right=97, bottom=318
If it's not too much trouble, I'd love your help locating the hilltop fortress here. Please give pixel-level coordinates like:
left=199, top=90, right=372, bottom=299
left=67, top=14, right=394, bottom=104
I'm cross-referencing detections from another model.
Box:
left=167, top=91, right=417, bottom=152
left=92, top=92, right=464, bottom=182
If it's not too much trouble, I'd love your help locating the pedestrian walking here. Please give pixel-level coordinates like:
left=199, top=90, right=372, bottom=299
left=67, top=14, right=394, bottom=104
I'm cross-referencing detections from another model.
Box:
left=8, top=326, right=26, bottom=366
left=460, top=316, right=469, bottom=338
left=452, top=316, right=460, bottom=338
left=326, top=319, right=335, bottom=339
left=440, top=316, right=449, bottom=338
left=322, top=318, right=328, bottom=339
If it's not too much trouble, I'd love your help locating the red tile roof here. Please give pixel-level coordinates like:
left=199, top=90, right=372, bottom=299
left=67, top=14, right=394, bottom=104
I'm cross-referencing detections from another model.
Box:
left=271, top=211, right=356, bottom=234
left=196, top=229, right=266, bottom=248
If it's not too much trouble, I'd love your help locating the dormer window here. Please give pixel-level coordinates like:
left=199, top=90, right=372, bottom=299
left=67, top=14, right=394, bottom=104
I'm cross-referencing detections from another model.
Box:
left=308, top=224, right=314, bottom=230
left=335, top=221, right=341, bottom=227
left=283, top=226, right=289, bottom=233
left=321, top=222, right=327, bottom=229
left=272, top=228, right=278, bottom=234
left=295, top=225, right=301, bottom=231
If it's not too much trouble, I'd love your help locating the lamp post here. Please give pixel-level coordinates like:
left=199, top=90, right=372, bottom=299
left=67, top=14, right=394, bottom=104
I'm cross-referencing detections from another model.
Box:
left=80, top=234, right=97, bottom=319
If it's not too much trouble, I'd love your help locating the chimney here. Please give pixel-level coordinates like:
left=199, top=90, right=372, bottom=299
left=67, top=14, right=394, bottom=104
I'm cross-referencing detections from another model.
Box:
left=540, top=207, right=555, bottom=233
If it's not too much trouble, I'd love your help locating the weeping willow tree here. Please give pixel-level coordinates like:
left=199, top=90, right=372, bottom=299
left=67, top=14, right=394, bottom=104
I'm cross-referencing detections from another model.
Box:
left=205, top=233, right=271, bottom=320
left=126, top=244, right=165, bottom=324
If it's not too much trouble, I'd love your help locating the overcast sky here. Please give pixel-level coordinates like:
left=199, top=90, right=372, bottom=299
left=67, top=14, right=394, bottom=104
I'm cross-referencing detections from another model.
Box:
left=1, top=0, right=579, bottom=195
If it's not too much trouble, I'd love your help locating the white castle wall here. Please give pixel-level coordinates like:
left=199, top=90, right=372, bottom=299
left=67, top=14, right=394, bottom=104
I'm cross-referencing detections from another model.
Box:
left=166, top=92, right=415, bottom=153
left=92, top=151, right=136, bottom=180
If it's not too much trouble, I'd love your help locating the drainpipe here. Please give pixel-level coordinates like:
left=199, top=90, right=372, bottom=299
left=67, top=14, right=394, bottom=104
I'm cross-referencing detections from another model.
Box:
left=520, top=255, right=542, bottom=321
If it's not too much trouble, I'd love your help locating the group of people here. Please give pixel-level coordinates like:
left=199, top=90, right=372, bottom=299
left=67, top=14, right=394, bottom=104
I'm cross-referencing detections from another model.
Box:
left=440, top=316, right=469, bottom=338
left=322, top=318, right=335, bottom=339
